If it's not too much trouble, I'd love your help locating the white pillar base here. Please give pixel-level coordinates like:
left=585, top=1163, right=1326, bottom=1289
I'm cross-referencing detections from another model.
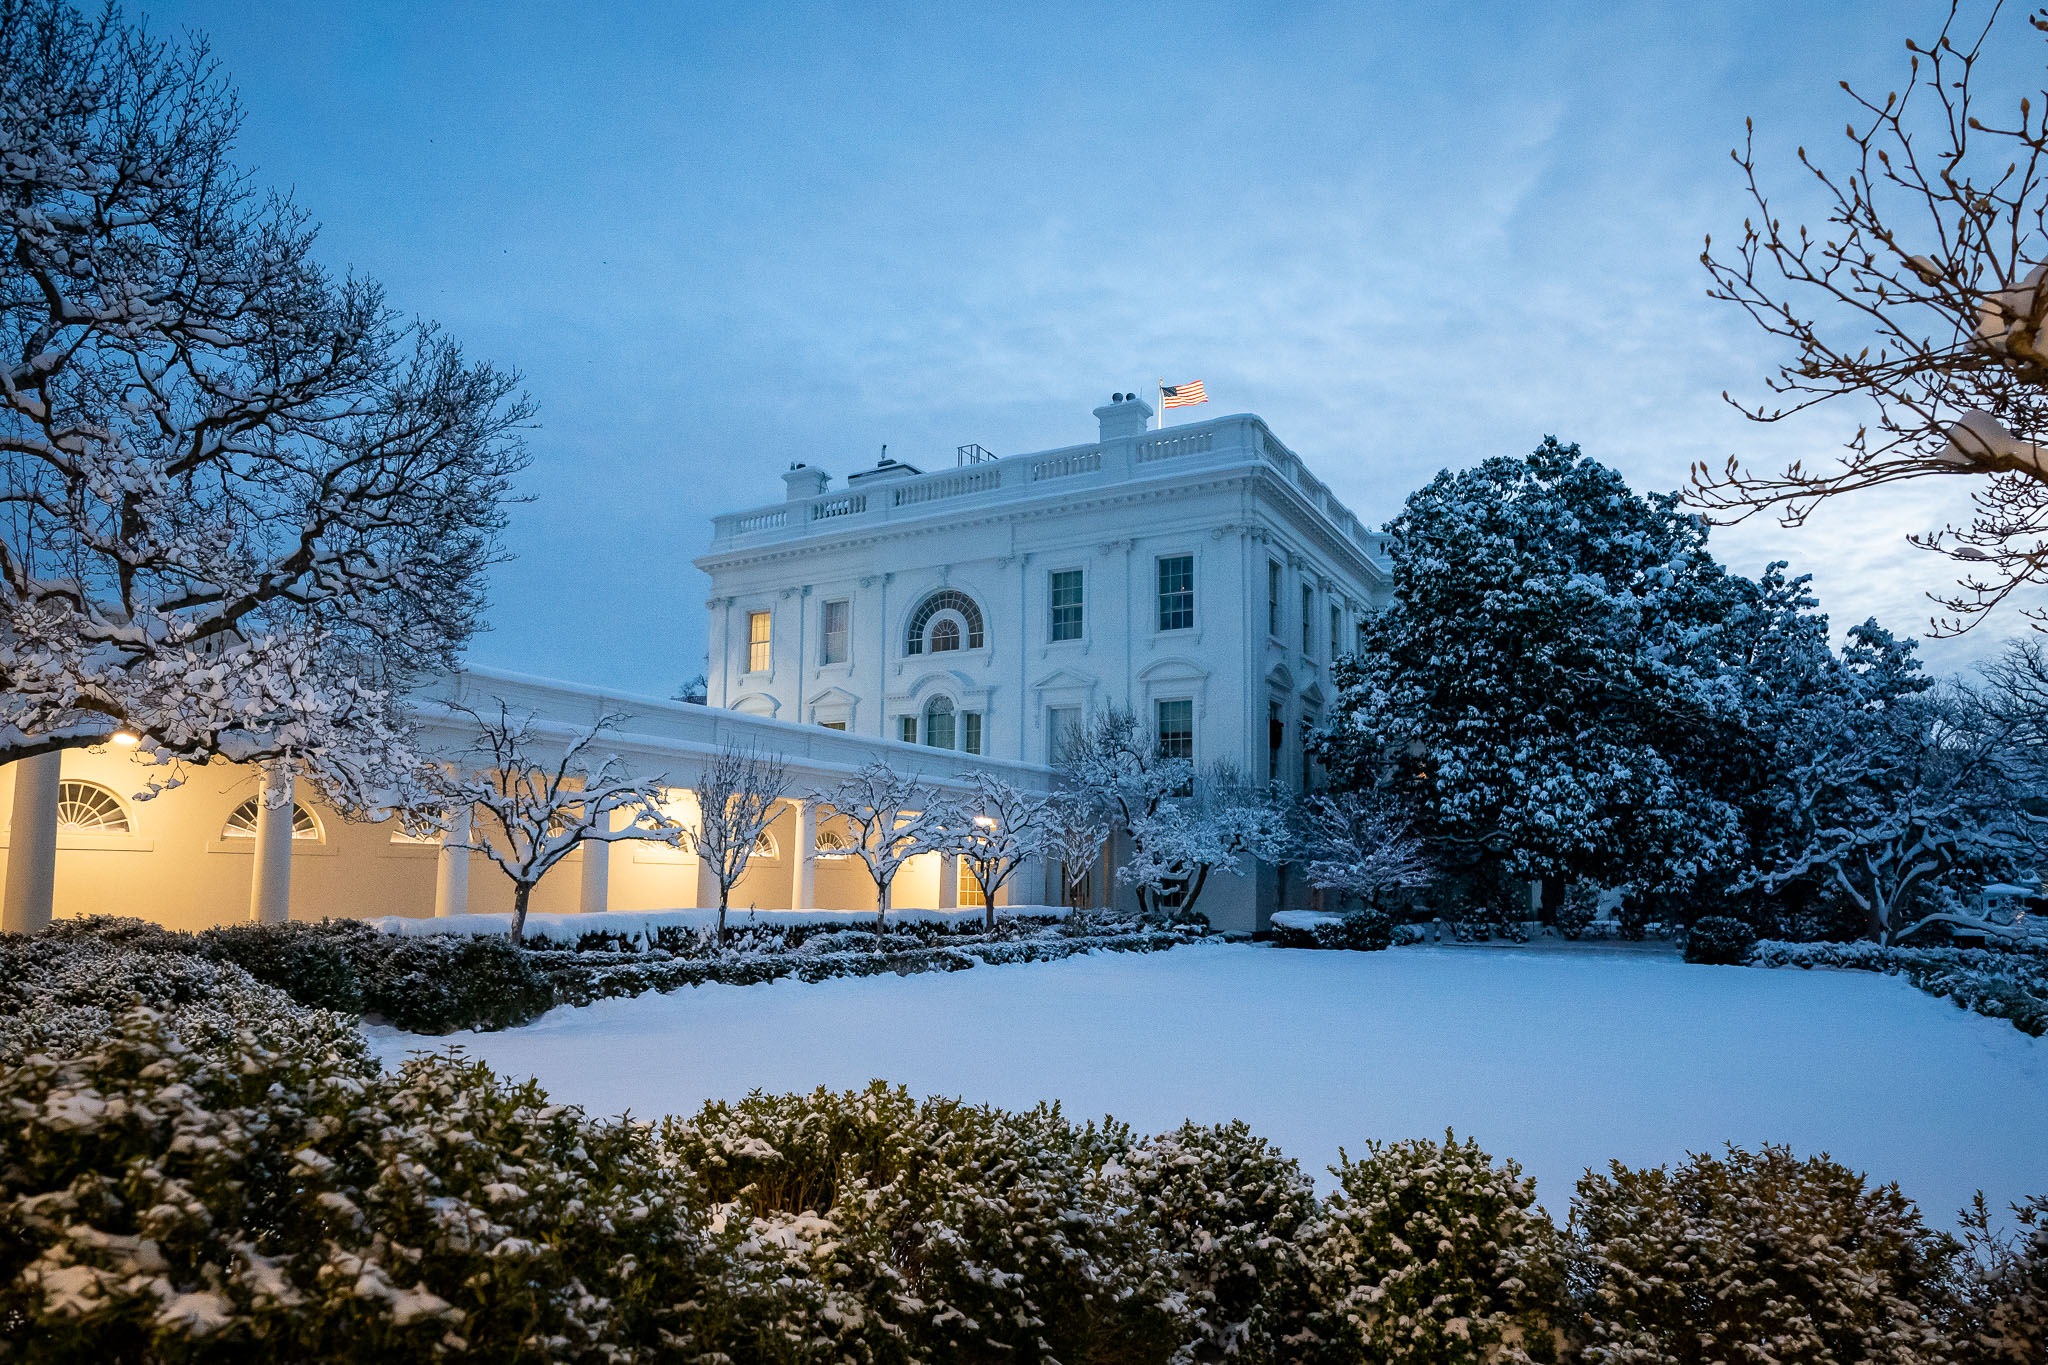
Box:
left=792, top=799, right=817, bottom=910
left=434, top=806, right=471, bottom=918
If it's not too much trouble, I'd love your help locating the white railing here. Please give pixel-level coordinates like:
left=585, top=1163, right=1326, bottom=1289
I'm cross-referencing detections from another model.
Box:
left=1137, top=430, right=1215, bottom=463
left=1030, top=448, right=1102, bottom=482
left=809, top=492, right=867, bottom=521
left=892, top=466, right=1002, bottom=507
left=733, top=507, right=787, bottom=533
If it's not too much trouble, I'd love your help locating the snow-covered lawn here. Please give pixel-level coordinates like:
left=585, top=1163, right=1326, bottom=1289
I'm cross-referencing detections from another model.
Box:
left=371, top=942, right=2048, bottom=1227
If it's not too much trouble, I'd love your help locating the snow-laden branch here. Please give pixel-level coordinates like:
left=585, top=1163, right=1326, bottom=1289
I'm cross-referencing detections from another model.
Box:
left=812, top=761, right=953, bottom=936
left=690, top=745, right=790, bottom=941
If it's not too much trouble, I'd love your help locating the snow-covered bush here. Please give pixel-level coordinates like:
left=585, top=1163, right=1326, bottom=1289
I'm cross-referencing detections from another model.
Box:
left=1682, top=915, right=1757, bottom=965
left=1124, top=1119, right=1326, bottom=1362
left=1749, top=940, right=2048, bottom=1036
left=1569, top=1144, right=1962, bottom=1364
left=1312, top=1132, right=1565, bottom=1364
left=0, top=932, right=370, bottom=1072
left=1555, top=883, right=1599, bottom=939
left=1960, top=1194, right=2048, bottom=1364
left=659, top=1081, right=1190, bottom=1363
left=0, top=1003, right=723, bottom=1361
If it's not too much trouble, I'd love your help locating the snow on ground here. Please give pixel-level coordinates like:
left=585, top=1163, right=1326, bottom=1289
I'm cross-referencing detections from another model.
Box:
left=369, top=942, right=2048, bottom=1227
left=365, top=905, right=1069, bottom=945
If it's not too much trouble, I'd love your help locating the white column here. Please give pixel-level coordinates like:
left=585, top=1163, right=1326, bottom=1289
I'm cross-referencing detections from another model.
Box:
left=937, top=852, right=959, bottom=909
left=791, top=798, right=817, bottom=910
left=434, top=805, right=471, bottom=918
left=579, top=814, right=611, bottom=915
left=693, top=791, right=720, bottom=909
left=246, top=767, right=294, bottom=925
left=3, top=751, right=61, bottom=934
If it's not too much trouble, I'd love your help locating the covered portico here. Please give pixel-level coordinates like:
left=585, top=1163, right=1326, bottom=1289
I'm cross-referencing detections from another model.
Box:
left=0, top=665, right=1057, bottom=935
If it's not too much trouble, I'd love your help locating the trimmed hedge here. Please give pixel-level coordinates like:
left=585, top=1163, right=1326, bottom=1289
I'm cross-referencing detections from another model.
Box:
left=4, top=929, right=2043, bottom=1361
left=1750, top=939, right=2048, bottom=1036
left=1683, top=915, right=1757, bottom=965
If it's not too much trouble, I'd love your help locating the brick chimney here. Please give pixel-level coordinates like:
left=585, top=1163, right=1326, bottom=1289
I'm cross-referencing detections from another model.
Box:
left=1094, top=392, right=1154, bottom=442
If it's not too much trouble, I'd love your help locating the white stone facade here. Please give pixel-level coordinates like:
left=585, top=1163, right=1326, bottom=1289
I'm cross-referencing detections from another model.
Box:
left=695, top=396, right=1392, bottom=930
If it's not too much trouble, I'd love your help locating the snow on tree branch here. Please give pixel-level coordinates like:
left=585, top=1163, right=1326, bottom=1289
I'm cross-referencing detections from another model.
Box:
left=949, top=770, right=1052, bottom=931
left=1119, top=764, right=1288, bottom=923
left=429, top=701, right=681, bottom=944
left=812, top=760, right=952, bottom=936
left=1299, top=790, right=1433, bottom=905
left=690, top=745, right=790, bottom=941
left=1695, top=2, right=2048, bottom=632
left=0, top=0, right=529, bottom=801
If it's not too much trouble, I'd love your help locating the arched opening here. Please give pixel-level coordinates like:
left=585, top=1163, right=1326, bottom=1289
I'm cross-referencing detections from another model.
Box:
left=56, top=780, right=131, bottom=834
left=905, top=589, right=985, bottom=655
left=223, top=798, right=321, bottom=842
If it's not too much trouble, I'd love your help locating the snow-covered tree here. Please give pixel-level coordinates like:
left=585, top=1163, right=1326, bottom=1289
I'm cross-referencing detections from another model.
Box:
left=0, top=2, right=527, bottom=802
left=1759, top=680, right=2040, bottom=944
left=689, top=746, right=790, bottom=942
left=429, top=702, right=682, bottom=944
left=1695, top=3, right=2048, bottom=632
left=1040, top=790, right=1106, bottom=911
left=1318, top=440, right=1755, bottom=899
left=1056, top=705, right=1193, bottom=841
left=813, top=761, right=951, bottom=934
left=1300, top=790, right=1433, bottom=908
left=949, top=771, right=1050, bottom=930
left=1120, top=764, right=1289, bottom=922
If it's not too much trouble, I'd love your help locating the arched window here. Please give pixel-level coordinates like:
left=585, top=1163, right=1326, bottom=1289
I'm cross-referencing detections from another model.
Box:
left=56, top=780, right=131, bottom=834
left=223, top=797, right=321, bottom=841
left=904, top=589, right=985, bottom=655
left=752, top=830, right=778, bottom=858
left=814, top=828, right=852, bottom=858
left=924, top=696, right=957, bottom=749
left=929, top=617, right=961, bottom=652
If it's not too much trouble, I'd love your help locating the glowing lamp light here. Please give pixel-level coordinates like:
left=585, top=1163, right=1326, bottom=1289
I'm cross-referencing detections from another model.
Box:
left=973, top=815, right=997, bottom=829
left=110, top=729, right=140, bottom=747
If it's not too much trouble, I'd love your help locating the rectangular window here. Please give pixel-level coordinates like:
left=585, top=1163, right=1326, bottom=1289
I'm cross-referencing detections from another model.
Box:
left=1157, top=554, right=1194, bottom=631
left=1301, top=584, right=1314, bottom=654
left=1049, top=569, right=1084, bottom=642
left=1356, top=621, right=1369, bottom=654
left=1301, top=715, right=1318, bottom=790
left=958, top=861, right=987, bottom=908
left=1048, top=705, right=1081, bottom=765
left=747, top=610, right=771, bottom=673
left=898, top=716, right=917, bottom=745
left=820, top=598, right=849, bottom=664
left=1268, top=702, right=1284, bottom=784
left=1330, top=604, right=1342, bottom=667
left=1156, top=698, right=1194, bottom=762
left=962, top=711, right=983, bottom=755
left=1267, top=560, right=1283, bottom=637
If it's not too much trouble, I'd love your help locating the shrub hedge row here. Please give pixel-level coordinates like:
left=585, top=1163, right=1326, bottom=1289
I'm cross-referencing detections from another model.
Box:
left=1750, top=939, right=2048, bottom=1037
left=27, top=915, right=1199, bottom=1035
left=0, top=932, right=2041, bottom=1362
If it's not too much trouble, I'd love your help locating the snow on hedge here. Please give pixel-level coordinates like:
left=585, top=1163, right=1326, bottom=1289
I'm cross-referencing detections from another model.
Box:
left=364, top=905, right=1069, bottom=947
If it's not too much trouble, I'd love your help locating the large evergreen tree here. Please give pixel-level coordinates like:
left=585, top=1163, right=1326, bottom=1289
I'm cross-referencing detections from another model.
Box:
left=1320, top=439, right=1842, bottom=899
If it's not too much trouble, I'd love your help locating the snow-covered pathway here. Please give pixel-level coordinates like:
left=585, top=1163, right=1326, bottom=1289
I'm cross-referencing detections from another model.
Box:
left=370, top=943, right=2048, bottom=1225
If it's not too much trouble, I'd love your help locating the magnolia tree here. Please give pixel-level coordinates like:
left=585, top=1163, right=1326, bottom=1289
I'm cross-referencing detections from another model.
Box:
left=1695, top=3, right=2048, bottom=630
left=428, top=703, right=681, bottom=944
left=1120, top=764, right=1289, bottom=922
left=1041, top=790, right=1107, bottom=911
left=950, top=771, right=1051, bottom=930
left=0, top=2, right=527, bottom=803
left=1300, top=790, right=1434, bottom=909
left=813, top=761, right=950, bottom=935
left=1055, top=705, right=1193, bottom=877
left=689, top=746, right=790, bottom=942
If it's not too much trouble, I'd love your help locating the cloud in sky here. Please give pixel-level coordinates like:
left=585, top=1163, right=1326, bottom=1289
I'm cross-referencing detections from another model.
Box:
left=140, top=0, right=2038, bottom=690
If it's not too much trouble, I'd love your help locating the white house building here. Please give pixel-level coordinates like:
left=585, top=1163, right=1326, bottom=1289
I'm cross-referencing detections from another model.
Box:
left=0, top=396, right=1388, bottom=939
left=696, top=395, right=1392, bottom=929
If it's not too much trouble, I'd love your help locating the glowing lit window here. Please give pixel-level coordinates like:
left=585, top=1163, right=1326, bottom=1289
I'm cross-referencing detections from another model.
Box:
left=746, top=610, right=771, bottom=672
left=752, top=831, right=778, bottom=858
left=56, top=781, right=131, bottom=834
left=959, top=861, right=986, bottom=908
left=223, top=798, right=320, bottom=841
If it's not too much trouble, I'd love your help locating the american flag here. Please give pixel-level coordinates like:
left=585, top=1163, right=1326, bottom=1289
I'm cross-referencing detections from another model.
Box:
left=1160, top=380, right=1207, bottom=408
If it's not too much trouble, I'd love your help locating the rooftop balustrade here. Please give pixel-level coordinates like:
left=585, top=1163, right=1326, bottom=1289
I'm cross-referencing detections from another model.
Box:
left=706, top=413, right=1386, bottom=566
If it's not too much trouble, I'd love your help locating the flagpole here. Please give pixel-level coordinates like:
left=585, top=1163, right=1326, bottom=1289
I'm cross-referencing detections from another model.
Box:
left=1157, top=378, right=1166, bottom=429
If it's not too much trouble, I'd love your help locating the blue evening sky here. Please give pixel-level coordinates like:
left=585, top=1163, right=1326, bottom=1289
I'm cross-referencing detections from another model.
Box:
left=140, top=1, right=2032, bottom=693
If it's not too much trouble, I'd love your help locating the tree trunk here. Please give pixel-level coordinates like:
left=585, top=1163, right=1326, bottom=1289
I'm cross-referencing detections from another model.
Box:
left=1539, top=876, right=1565, bottom=925
left=509, top=881, right=533, bottom=946
left=874, top=877, right=890, bottom=939
left=717, top=886, right=729, bottom=948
